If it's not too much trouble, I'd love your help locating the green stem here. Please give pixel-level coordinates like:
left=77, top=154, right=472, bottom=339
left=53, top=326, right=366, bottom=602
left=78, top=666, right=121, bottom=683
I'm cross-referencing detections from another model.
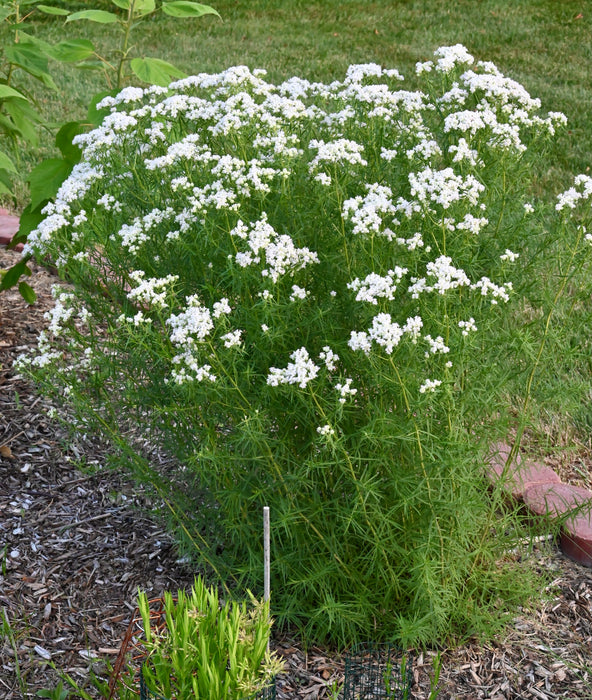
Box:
left=390, top=358, right=446, bottom=564
left=510, top=222, right=585, bottom=462
left=116, top=0, right=135, bottom=90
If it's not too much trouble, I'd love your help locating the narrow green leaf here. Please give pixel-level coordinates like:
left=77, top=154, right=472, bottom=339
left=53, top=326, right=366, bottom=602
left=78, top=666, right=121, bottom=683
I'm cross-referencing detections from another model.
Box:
left=49, top=39, right=96, bottom=63
left=130, top=57, right=186, bottom=86
left=161, top=1, right=220, bottom=19
left=66, top=9, right=119, bottom=23
left=0, top=85, right=27, bottom=101
left=36, top=5, right=70, bottom=15
left=0, top=150, right=17, bottom=173
left=27, top=158, right=71, bottom=211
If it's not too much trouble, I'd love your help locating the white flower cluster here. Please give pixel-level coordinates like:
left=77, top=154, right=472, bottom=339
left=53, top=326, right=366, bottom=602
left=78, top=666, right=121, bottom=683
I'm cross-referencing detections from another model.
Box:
left=556, top=174, right=592, bottom=212
left=335, top=378, right=357, bottom=404
left=409, top=167, right=484, bottom=210
left=419, top=378, right=442, bottom=394
left=267, top=347, right=319, bottom=388
left=309, top=139, right=367, bottom=171
left=347, top=268, right=407, bottom=304
left=127, top=271, right=178, bottom=309
left=343, top=183, right=406, bottom=237
left=231, top=214, right=319, bottom=282
left=458, top=318, right=478, bottom=336
left=20, top=45, right=564, bottom=409
left=319, top=346, right=339, bottom=371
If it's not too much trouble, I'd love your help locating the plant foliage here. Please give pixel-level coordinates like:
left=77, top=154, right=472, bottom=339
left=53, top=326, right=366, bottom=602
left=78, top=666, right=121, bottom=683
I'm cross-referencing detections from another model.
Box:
left=17, top=46, right=592, bottom=646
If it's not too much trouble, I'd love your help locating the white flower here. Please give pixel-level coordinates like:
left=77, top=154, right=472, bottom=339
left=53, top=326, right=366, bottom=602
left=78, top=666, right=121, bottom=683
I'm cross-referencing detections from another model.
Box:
left=267, top=347, right=319, bottom=389
left=309, top=138, right=367, bottom=170
left=433, top=44, right=474, bottom=73
left=500, top=249, right=519, bottom=262
left=167, top=295, right=213, bottom=345
left=127, top=271, right=178, bottom=309
left=213, top=298, right=232, bottom=318
left=348, top=331, right=371, bottom=355
left=319, top=346, right=339, bottom=371
left=419, top=378, right=442, bottom=394
left=221, top=329, right=243, bottom=348
left=314, top=172, right=332, bottom=186
left=458, top=318, right=478, bottom=336
left=368, top=313, right=404, bottom=354
left=347, top=268, right=406, bottom=304
left=523, top=202, right=534, bottom=214
left=335, top=378, right=357, bottom=404
left=424, top=335, right=450, bottom=355
left=290, top=285, right=308, bottom=301
left=316, top=424, right=335, bottom=437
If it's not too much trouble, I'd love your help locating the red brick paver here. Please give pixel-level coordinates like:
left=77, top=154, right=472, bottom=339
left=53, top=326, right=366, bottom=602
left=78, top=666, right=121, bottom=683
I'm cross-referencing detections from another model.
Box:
left=0, top=207, right=21, bottom=251
left=486, top=442, right=561, bottom=501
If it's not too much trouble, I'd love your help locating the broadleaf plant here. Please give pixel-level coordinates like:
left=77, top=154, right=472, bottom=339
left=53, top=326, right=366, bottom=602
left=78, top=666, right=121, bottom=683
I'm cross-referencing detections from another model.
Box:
left=0, top=0, right=219, bottom=301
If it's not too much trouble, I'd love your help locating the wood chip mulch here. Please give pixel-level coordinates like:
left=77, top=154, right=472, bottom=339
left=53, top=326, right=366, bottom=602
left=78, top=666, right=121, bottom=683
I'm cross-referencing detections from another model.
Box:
left=1, top=246, right=592, bottom=699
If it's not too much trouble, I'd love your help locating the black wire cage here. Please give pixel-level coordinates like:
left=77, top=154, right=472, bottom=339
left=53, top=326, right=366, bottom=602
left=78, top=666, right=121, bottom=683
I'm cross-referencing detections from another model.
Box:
left=342, top=644, right=413, bottom=700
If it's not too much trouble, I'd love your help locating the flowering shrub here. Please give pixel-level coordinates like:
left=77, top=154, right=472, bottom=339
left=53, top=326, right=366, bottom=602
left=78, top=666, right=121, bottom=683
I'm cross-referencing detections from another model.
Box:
left=17, top=45, right=592, bottom=645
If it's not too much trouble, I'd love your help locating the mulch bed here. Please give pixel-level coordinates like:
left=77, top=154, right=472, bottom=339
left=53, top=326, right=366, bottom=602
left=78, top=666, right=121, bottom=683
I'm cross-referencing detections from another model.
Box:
left=1, top=246, right=592, bottom=699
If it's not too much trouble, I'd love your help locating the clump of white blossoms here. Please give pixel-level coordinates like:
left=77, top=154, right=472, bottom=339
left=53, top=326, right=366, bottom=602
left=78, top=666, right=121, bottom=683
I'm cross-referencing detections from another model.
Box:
left=19, top=44, right=568, bottom=405
left=17, top=44, right=592, bottom=647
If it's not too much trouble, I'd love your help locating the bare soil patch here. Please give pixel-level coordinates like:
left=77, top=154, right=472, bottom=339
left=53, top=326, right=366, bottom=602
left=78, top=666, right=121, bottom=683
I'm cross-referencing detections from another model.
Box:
left=1, top=247, right=591, bottom=699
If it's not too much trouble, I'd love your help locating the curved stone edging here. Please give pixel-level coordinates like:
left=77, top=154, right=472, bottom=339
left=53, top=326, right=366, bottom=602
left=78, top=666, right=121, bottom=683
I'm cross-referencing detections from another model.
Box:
left=0, top=208, right=22, bottom=251
left=487, top=442, right=592, bottom=567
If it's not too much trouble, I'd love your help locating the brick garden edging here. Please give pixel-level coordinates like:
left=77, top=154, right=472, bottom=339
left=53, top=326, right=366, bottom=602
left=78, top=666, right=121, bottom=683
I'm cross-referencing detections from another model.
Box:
left=2, top=211, right=592, bottom=567
left=0, top=207, right=21, bottom=251
left=487, top=442, right=592, bottom=567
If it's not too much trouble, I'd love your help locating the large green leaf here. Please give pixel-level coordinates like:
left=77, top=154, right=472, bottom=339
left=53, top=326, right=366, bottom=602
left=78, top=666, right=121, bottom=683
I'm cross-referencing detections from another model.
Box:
left=11, top=203, right=45, bottom=246
left=36, top=5, right=70, bottom=15
left=0, top=150, right=16, bottom=173
left=0, top=259, right=30, bottom=291
left=66, top=9, right=119, bottom=23
left=0, top=170, right=12, bottom=196
left=134, top=0, right=156, bottom=14
left=4, top=43, right=58, bottom=90
left=15, top=30, right=53, bottom=54
left=111, top=0, right=130, bottom=8
left=3, top=101, right=41, bottom=145
left=162, top=1, right=220, bottom=18
left=48, top=39, right=96, bottom=62
left=27, top=158, right=71, bottom=211
left=87, top=90, right=113, bottom=126
left=0, top=8, right=14, bottom=22
left=18, top=281, right=37, bottom=304
left=130, top=57, right=186, bottom=86
left=55, top=121, right=85, bottom=164
left=0, top=85, right=27, bottom=101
